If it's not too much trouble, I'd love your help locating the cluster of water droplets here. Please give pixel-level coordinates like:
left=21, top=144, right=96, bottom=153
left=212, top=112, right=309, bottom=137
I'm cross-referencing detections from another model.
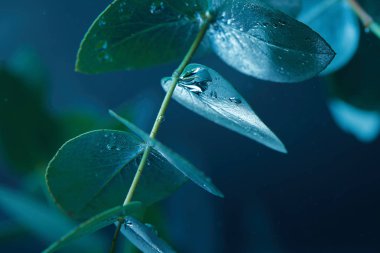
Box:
left=98, top=132, right=122, bottom=153
left=149, top=1, right=165, bottom=15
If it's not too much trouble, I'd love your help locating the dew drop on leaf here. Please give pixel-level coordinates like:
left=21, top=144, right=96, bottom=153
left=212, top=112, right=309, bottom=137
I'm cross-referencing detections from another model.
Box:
left=150, top=1, right=165, bottom=15
left=162, top=64, right=287, bottom=153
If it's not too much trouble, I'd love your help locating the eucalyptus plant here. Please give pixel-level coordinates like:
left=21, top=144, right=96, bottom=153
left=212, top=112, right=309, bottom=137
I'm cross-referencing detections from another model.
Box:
left=41, top=0, right=377, bottom=252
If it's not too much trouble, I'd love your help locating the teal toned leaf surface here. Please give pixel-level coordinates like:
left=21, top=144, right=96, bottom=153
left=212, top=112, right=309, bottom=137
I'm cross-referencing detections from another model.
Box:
left=43, top=202, right=143, bottom=253
left=109, top=110, right=224, bottom=198
left=299, top=0, right=360, bottom=75
left=118, top=216, right=176, bottom=253
left=263, top=0, right=302, bottom=17
left=76, top=0, right=210, bottom=73
left=329, top=99, right=380, bottom=142
left=161, top=64, right=286, bottom=153
left=0, top=185, right=105, bottom=251
left=207, top=0, right=335, bottom=82
left=46, top=130, right=187, bottom=220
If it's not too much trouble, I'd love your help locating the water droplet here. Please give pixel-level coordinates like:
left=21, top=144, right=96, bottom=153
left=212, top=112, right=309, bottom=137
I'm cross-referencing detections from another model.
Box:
left=229, top=97, right=242, bottom=104
left=179, top=67, right=212, bottom=94
left=364, top=27, right=370, bottom=33
left=106, top=144, right=112, bottom=150
left=98, top=19, right=106, bottom=27
left=150, top=1, right=165, bottom=14
left=104, top=134, right=109, bottom=138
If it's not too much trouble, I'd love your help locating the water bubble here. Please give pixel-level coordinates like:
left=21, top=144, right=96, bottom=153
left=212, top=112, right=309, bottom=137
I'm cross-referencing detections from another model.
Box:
left=150, top=1, right=165, bottom=15
left=229, top=97, right=242, bottom=104
left=98, top=19, right=106, bottom=27
left=179, top=67, right=212, bottom=94
left=210, top=90, right=218, bottom=99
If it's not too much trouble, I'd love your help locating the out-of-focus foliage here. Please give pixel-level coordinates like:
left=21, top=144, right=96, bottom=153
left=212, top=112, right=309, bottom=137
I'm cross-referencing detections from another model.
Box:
left=327, top=32, right=380, bottom=141
left=0, top=66, right=61, bottom=173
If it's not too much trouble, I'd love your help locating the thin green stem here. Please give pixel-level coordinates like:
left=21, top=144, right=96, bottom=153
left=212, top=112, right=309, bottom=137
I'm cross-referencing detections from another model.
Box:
left=347, top=0, right=380, bottom=39
left=123, top=11, right=213, bottom=206
left=109, top=11, right=213, bottom=253
left=109, top=219, right=123, bottom=253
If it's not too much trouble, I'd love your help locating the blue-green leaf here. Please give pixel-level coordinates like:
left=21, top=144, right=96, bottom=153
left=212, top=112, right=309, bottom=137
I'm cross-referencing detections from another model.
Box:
left=161, top=64, right=286, bottom=153
left=109, top=110, right=224, bottom=198
left=264, top=0, right=302, bottom=17
left=119, top=216, right=176, bottom=253
left=76, top=0, right=210, bottom=73
left=46, top=130, right=188, bottom=220
left=207, top=0, right=335, bottom=82
left=43, top=202, right=143, bottom=253
left=299, top=0, right=360, bottom=75
left=0, top=185, right=105, bottom=252
left=329, top=99, right=380, bottom=142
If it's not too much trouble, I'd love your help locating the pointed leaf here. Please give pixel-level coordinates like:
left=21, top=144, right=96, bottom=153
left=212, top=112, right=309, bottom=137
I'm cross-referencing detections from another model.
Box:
left=46, top=130, right=188, bottom=220
left=161, top=64, right=286, bottom=153
left=263, top=0, right=302, bottom=17
left=43, top=202, right=143, bottom=253
left=299, top=0, right=360, bottom=75
left=109, top=110, right=224, bottom=197
left=207, top=0, right=335, bottom=82
left=76, top=0, right=210, bottom=73
left=119, top=216, right=176, bottom=253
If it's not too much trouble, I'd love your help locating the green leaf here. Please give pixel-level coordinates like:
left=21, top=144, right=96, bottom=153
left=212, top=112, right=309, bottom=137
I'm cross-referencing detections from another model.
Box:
left=0, top=67, right=61, bottom=173
left=161, top=64, right=286, bottom=153
left=43, top=202, right=143, bottom=253
left=0, top=185, right=105, bottom=251
left=208, top=0, right=335, bottom=82
left=76, top=0, right=210, bottom=73
left=109, top=110, right=224, bottom=198
left=263, top=0, right=302, bottom=17
left=119, top=216, right=176, bottom=253
left=46, top=130, right=187, bottom=220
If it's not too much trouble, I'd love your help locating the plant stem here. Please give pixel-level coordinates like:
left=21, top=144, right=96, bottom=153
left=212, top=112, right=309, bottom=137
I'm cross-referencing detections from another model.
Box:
left=109, top=11, right=213, bottom=253
left=347, top=0, right=380, bottom=39
left=109, top=219, right=122, bottom=253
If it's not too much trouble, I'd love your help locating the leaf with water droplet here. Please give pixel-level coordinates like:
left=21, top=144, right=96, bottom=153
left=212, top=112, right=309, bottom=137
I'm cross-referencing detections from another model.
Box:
left=263, top=0, right=302, bottom=17
left=118, top=216, right=176, bottom=253
left=76, top=0, right=210, bottom=73
left=208, top=0, right=335, bottom=82
left=161, top=64, right=286, bottom=153
left=43, top=202, right=143, bottom=253
left=46, top=130, right=188, bottom=220
left=299, top=0, right=360, bottom=75
left=109, top=110, right=224, bottom=197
